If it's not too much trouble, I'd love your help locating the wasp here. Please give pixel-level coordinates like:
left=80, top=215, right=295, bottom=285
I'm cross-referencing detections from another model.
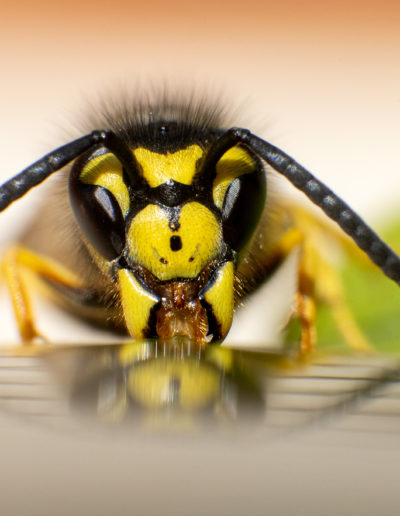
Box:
left=1, top=96, right=400, bottom=352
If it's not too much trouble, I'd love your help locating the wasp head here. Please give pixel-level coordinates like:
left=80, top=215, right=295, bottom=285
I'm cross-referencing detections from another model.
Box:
left=69, top=123, right=266, bottom=344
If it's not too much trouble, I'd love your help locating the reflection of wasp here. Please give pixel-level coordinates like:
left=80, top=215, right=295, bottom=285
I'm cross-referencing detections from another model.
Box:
left=1, top=96, right=400, bottom=351
left=62, top=340, right=265, bottom=425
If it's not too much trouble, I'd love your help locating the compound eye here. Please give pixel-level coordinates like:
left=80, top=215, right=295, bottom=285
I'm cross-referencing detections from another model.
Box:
left=69, top=181, right=126, bottom=261
left=222, top=169, right=266, bottom=253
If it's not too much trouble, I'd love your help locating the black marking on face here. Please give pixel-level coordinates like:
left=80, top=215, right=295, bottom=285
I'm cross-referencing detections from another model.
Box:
left=170, top=235, right=182, bottom=251
left=169, top=220, right=180, bottom=231
left=188, top=244, right=200, bottom=263
left=199, top=298, right=221, bottom=343
left=153, top=247, right=169, bottom=265
left=168, top=208, right=181, bottom=231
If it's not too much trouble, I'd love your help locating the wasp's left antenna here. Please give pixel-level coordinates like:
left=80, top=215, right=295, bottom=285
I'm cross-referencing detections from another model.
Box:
left=0, top=131, right=111, bottom=212
left=0, top=130, right=142, bottom=212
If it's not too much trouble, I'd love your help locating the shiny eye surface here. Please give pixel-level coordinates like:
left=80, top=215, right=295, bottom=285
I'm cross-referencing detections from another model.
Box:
left=69, top=181, right=126, bottom=260
left=221, top=168, right=266, bottom=253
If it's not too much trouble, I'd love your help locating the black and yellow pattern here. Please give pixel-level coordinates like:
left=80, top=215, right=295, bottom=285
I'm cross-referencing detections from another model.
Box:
left=1, top=95, right=399, bottom=352
left=2, top=100, right=267, bottom=344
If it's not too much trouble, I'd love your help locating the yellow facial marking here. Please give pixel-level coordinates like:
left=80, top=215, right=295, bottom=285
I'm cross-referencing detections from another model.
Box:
left=80, top=153, right=130, bottom=216
left=203, top=261, right=234, bottom=340
left=213, top=147, right=256, bottom=209
left=118, top=269, right=160, bottom=338
left=133, top=145, right=204, bottom=188
left=128, top=202, right=222, bottom=281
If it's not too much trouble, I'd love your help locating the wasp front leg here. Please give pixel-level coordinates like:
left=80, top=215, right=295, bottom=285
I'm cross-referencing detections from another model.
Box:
left=295, top=250, right=317, bottom=355
left=1, top=246, right=85, bottom=343
left=251, top=214, right=372, bottom=355
left=290, top=214, right=372, bottom=355
left=267, top=227, right=318, bottom=354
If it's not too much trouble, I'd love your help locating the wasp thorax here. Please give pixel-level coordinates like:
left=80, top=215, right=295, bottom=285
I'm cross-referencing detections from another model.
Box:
left=127, top=202, right=223, bottom=281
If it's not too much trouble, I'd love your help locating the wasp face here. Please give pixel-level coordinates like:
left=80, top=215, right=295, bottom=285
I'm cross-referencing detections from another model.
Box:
left=3, top=100, right=399, bottom=350
left=69, top=122, right=266, bottom=344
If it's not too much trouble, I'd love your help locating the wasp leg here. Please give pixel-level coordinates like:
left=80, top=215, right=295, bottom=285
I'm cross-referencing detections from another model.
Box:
left=259, top=228, right=318, bottom=354
left=263, top=219, right=371, bottom=355
left=1, top=246, right=84, bottom=343
left=296, top=249, right=317, bottom=355
left=289, top=209, right=372, bottom=354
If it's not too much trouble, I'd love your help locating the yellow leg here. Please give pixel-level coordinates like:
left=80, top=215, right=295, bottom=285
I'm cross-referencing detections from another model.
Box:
left=2, top=245, right=84, bottom=344
left=296, top=258, right=317, bottom=355
left=271, top=211, right=372, bottom=355
left=291, top=208, right=372, bottom=354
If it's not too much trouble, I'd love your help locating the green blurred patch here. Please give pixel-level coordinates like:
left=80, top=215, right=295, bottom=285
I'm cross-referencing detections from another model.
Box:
left=317, top=216, right=400, bottom=355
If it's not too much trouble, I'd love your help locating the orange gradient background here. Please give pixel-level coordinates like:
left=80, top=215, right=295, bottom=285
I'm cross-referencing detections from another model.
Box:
left=1, top=1, right=400, bottom=237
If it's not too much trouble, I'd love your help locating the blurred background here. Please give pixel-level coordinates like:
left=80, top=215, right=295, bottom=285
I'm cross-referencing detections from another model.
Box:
left=1, top=0, right=400, bottom=229
left=0, top=1, right=400, bottom=514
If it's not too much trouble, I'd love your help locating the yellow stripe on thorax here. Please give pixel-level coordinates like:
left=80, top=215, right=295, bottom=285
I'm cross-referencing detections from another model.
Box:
left=133, top=145, right=204, bottom=188
left=79, top=153, right=130, bottom=216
